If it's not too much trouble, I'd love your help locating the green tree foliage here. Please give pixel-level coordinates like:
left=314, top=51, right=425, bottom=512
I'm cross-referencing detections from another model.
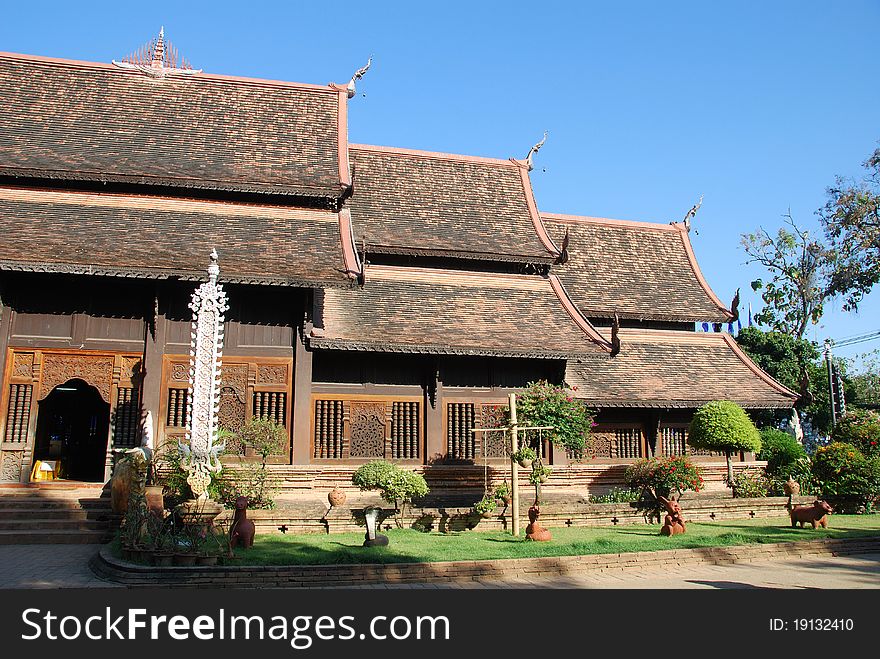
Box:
left=741, top=214, right=834, bottom=339
left=757, top=428, right=807, bottom=477
left=735, top=327, right=853, bottom=435
left=514, top=380, right=595, bottom=455
left=831, top=409, right=880, bottom=457
left=689, top=400, right=762, bottom=485
left=352, top=460, right=429, bottom=525
left=623, top=456, right=704, bottom=500
left=811, top=442, right=880, bottom=510
left=821, top=146, right=880, bottom=311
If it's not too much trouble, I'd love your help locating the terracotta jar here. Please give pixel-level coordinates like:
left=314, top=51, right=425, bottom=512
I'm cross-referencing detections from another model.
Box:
left=328, top=487, right=347, bottom=508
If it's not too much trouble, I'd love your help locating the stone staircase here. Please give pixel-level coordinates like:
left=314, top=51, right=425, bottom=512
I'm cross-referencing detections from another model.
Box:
left=0, top=483, right=115, bottom=544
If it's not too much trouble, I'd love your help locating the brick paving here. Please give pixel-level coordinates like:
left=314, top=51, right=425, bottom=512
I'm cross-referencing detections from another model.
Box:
left=0, top=543, right=877, bottom=590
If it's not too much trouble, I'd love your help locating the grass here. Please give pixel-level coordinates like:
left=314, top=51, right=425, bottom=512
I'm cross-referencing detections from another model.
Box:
left=231, top=515, right=880, bottom=566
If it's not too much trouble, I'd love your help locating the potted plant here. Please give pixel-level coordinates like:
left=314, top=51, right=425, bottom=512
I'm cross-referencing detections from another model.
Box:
left=472, top=493, right=497, bottom=518
left=119, top=493, right=148, bottom=561
left=144, top=453, right=165, bottom=518
left=511, top=446, right=537, bottom=469
left=172, top=524, right=202, bottom=566
left=529, top=463, right=552, bottom=485
left=494, top=481, right=512, bottom=507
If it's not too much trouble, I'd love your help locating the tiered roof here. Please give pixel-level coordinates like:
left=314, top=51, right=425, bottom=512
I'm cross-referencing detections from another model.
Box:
left=309, top=265, right=610, bottom=358
left=0, top=52, right=350, bottom=200
left=348, top=145, right=561, bottom=263
left=543, top=213, right=733, bottom=323
left=0, top=187, right=359, bottom=287
left=565, top=329, right=797, bottom=408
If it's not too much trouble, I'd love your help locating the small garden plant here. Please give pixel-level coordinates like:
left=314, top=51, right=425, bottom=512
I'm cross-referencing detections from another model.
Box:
left=352, top=460, right=429, bottom=526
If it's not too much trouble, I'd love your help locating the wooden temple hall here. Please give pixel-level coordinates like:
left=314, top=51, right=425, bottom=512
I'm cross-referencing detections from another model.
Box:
left=0, top=32, right=798, bottom=493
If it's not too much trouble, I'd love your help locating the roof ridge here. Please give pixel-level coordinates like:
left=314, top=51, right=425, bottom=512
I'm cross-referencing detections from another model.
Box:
left=350, top=143, right=517, bottom=167
left=673, top=222, right=734, bottom=320
left=541, top=212, right=679, bottom=231
left=722, top=334, right=800, bottom=400
left=0, top=50, right=338, bottom=94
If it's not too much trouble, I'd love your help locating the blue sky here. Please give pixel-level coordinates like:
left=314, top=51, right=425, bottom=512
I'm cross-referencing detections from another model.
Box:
left=2, top=1, right=878, bottom=361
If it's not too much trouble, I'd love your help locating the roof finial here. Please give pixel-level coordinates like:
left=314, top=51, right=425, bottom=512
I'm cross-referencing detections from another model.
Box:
left=346, top=57, right=372, bottom=99
left=113, top=27, right=202, bottom=79
left=677, top=194, right=703, bottom=234
left=208, top=248, right=219, bottom=284
left=524, top=131, right=548, bottom=172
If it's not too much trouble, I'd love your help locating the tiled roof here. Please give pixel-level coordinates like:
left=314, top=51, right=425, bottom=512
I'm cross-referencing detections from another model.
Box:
left=309, top=266, right=610, bottom=358
left=543, top=214, right=733, bottom=322
left=347, top=145, right=561, bottom=263
left=0, top=187, right=359, bottom=287
left=565, top=329, right=797, bottom=408
left=0, top=53, right=348, bottom=199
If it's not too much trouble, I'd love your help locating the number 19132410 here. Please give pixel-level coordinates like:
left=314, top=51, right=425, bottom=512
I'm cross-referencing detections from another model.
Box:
left=792, top=619, right=854, bottom=631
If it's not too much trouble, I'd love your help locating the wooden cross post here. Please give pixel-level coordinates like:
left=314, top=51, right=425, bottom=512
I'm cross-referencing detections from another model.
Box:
left=470, top=393, right=553, bottom=537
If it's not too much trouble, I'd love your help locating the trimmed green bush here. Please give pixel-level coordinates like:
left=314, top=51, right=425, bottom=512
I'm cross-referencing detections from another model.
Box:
left=352, top=460, right=429, bottom=513
left=689, top=400, right=761, bottom=486
left=811, top=442, right=880, bottom=510
left=728, top=469, right=771, bottom=498
left=831, top=409, right=880, bottom=457
left=757, top=427, right=807, bottom=477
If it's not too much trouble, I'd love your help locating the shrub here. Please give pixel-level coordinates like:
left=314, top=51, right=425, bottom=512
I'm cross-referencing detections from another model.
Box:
left=757, top=428, right=807, bottom=477
left=624, top=456, right=704, bottom=500
left=515, top=381, right=595, bottom=455
left=768, top=456, right=818, bottom=496
left=689, top=400, right=761, bottom=486
left=728, top=469, right=771, bottom=498
left=352, top=460, right=430, bottom=525
left=811, top=442, right=880, bottom=510
left=831, top=409, right=880, bottom=457
left=587, top=487, right=640, bottom=504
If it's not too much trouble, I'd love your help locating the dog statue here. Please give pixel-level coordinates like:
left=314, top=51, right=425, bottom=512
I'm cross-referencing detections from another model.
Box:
left=789, top=499, right=832, bottom=529
left=658, top=495, right=687, bottom=536
left=230, top=496, right=256, bottom=549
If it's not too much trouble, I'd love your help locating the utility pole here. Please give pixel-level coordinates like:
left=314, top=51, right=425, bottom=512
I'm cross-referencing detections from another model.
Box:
left=824, top=339, right=837, bottom=428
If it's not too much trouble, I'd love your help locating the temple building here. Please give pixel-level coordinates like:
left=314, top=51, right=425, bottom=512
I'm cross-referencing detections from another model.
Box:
left=0, top=32, right=797, bottom=493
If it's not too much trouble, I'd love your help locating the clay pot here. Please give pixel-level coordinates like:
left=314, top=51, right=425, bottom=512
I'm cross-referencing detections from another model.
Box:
left=173, top=553, right=198, bottom=567
left=328, top=487, right=347, bottom=508
left=145, top=485, right=165, bottom=516
left=152, top=551, right=174, bottom=567
left=517, top=459, right=533, bottom=470
left=196, top=554, right=219, bottom=566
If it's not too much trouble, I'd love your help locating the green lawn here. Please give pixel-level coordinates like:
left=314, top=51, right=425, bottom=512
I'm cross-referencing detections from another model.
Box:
left=232, top=515, right=880, bottom=566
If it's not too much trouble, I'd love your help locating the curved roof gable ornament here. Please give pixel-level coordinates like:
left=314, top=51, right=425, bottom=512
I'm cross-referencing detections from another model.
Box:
left=112, top=27, right=202, bottom=79
left=524, top=131, right=548, bottom=172
left=344, top=56, right=372, bottom=99
left=673, top=194, right=703, bottom=234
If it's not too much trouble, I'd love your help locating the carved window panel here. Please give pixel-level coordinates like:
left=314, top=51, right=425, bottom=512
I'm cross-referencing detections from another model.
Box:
left=349, top=402, right=387, bottom=458
left=166, top=388, right=189, bottom=428
left=588, top=425, right=644, bottom=460
left=4, top=384, right=32, bottom=443
left=660, top=425, right=688, bottom=456
left=446, top=402, right=476, bottom=461
left=479, top=403, right=508, bottom=458
left=314, top=399, right=345, bottom=459
left=253, top=391, right=287, bottom=427
left=391, top=401, right=419, bottom=460
left=113, top=386, right=140, bottom=448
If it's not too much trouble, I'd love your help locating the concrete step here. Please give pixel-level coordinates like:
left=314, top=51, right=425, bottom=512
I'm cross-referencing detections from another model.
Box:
left=0, top=517, right=110, bottom=531
left=0, top=529, right=111, bottom=545
left=0, top=508, right=112, bottom=521
left=0, top=498, right=111, bottom=510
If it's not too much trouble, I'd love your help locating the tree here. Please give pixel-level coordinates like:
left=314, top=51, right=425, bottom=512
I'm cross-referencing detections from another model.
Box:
left=735, top=327, right=854, bottom=436
left=741, top=213, right=834, bottom=339
left=821, top=146, right=880, bottom=311
left=688, top=400, right=762, bottom=487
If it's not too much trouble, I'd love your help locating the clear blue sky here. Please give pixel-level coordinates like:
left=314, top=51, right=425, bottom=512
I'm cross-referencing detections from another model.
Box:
left=2, top=1, right=878, bottom=361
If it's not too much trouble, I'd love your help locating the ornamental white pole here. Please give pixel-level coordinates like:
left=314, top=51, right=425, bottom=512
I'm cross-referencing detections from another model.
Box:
left=509, top=392, right=519, bottom=537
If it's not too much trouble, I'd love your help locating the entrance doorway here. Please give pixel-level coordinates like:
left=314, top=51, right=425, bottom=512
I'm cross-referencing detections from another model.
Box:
left=33, top=379, right=110, bottom=482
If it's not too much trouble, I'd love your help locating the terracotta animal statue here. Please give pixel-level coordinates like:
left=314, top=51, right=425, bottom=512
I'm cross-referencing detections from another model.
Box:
left=789, top=499, right=833, bottom=529
left=230, top=496, right=256, bottom=549
left=658, top=495, right=686, bottom=536
left=526, top=504, right=552, bottom=541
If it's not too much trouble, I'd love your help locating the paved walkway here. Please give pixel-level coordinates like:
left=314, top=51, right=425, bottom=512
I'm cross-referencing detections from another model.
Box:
left=0, top=544, right=877, bottom=589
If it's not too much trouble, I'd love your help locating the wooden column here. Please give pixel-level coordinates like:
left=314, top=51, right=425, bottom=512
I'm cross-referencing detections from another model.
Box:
left=425, top=359, right=444, bottom=462
left=292, top=325, right=313, bottom=465
left=142, top=294, right=166, bottom=448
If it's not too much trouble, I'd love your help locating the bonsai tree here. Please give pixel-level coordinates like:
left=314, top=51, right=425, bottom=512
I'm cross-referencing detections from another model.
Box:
left=689, top=400, right=762, bottom=488
left=352, top=460, right=429, bottom=527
